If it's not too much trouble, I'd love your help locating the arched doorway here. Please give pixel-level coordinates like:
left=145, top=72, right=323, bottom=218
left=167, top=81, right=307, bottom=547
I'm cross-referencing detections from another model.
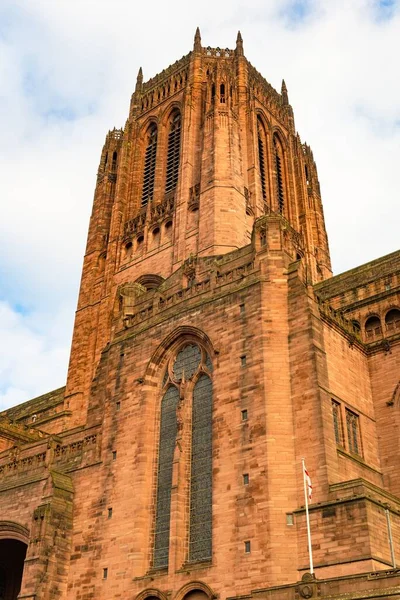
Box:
left=0, top=539, right=27, bottom=600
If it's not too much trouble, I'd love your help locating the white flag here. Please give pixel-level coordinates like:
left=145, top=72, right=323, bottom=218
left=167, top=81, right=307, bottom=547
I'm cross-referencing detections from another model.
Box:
left=303, top=464, right=312, bottom=501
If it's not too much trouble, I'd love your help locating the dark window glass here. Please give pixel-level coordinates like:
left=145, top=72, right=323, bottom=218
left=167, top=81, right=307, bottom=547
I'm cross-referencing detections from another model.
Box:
left=189, top=374, right=213, bottom=562
left=346, top=409, right=361, bottom=456
left=332, top=400, right=343, bottom=446
left=153, top=385, right=179, bottom=568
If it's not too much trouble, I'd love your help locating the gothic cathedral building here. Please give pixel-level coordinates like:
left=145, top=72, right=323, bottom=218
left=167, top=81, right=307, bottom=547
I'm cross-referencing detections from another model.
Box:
left=1, top=30, right=400, bottom=600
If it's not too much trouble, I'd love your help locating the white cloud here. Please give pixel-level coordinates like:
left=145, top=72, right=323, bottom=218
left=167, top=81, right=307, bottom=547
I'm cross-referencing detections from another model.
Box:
left=1, top=0, right=399, bottom=408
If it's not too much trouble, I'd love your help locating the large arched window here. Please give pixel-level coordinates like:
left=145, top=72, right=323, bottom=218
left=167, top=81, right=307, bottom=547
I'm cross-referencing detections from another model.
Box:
left=153, top=343, right=213, bottom=568
left=273, top=134, right=285, bottom=214
left=257, top=117, right=268, bottom=203
left=165, top=112, right=181, bottom=194
left=142, top=123, right=158, bottom=207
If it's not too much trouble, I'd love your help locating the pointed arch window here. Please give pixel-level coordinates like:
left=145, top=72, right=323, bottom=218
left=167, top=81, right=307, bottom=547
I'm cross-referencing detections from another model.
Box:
left=142, top=123, right=158, bottom=207
left=257, top=117, right=268, bottom=203
left=273, top=134, right=285, bottom=214
left=153, top=343, right=213, bottom=568
left=165, top=112, right=181, bottom=194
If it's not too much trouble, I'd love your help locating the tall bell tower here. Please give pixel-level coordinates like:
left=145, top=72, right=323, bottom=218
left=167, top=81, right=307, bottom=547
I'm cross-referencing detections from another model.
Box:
left=65, top=29, right=331, bottom=425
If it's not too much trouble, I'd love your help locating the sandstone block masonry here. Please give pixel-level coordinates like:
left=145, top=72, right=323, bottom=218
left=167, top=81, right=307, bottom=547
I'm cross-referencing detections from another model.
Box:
left=0, top=29, right=399, bottom=600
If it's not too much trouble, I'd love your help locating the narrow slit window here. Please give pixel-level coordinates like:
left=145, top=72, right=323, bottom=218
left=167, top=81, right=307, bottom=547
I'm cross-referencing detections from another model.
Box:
left=141, top=124, right=158, bottom=207
left=165, top=112, right=181, bottom=193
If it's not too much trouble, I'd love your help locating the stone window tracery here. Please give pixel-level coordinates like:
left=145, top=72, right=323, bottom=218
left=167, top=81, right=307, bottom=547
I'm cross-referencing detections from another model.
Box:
left=153, top=342, right=213, bottom=568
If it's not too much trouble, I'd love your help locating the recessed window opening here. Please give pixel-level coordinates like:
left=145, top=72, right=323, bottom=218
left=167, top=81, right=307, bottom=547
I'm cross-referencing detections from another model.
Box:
left=274, top=135, right=285, bottom=214
left=244, top=541, right=251, bottom=553
left=243, top=473, right=249, bottom=485
left=104, top=152, right=108, bottom=170
left=116, top=401, right=121, bottom=411
left=211, top=83, right=216, bottom=99
left=346, top=409, right=361, bottom=456
left=165, top=112, right=181, bottom=193
left=365, top=315, right=382, bottom=340
left=257, top=118, right=267, bottom=202
left=240, top=355, right=246, bottom=366
left=220, top=83, right=225, bottom=103
left=305, top=164, right=309, bottom=184
left=240, top=303, right=245, bottom=314
left=165, top=220, right=172, bottom=231
left=111, top=151, right=117, bottom=172
left=153, top=227, right=160, bottom=236
left=112, top=451, right=117, bottom=460
left=103, top=568, right=108, bottom=579
left=108, top=508, right=113, bottom=519
left=331, top=400, right=343, bottom=446
left=141, top=124, right=158, bottom=207
left=385, top=308, right=400, bottom=333
left=241, top=409, right=248, bottom=421
left=137, top=235, right=144, bottom=246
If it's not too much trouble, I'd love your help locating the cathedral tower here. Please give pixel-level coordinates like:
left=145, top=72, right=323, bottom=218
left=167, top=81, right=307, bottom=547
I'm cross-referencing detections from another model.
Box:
left=1, top=30, right=400, bottom=600
left=65, top=29, right=331, bottom=425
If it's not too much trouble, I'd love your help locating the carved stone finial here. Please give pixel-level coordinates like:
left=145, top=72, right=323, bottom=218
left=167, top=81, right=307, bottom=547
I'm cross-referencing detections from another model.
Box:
left=194, top=27, right=202, bottom=52
left=236, top=31, right=244, bottom=56
left=281, top=79, right=289, bottom=105
left=135, top=67, right=143, bottom=93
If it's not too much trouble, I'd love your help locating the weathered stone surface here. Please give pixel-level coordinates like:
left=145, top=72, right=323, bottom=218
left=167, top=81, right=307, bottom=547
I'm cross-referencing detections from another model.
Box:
left=0, top=31, right=399, bottom=600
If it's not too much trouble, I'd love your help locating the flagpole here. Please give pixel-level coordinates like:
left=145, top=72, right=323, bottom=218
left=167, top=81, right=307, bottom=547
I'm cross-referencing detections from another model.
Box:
left=302, top=458, right=314, bottom=575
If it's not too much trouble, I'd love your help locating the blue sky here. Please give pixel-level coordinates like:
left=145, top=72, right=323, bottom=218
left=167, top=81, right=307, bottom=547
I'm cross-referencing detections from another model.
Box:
left=0, top=0, right=399, bottom=409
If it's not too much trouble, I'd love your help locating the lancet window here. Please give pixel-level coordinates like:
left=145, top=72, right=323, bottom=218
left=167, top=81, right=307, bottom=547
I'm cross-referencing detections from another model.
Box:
left=165, top=112, right=181, bottom=194
left=153, top=342, right=213, bottom=569
left=257, top=117, right=268, bottom=203
left=273, top=134, right=285, bottom=213
left=141, top=123, right=158, bottom=207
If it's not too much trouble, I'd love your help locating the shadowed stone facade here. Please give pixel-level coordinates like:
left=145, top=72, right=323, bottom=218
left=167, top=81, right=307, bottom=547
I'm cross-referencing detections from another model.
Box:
left=0, top=29, right=399, bottom=600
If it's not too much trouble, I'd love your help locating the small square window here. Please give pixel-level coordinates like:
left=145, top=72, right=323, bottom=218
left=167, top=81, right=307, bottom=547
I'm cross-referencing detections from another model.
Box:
left=241, top=409, right=248, bottom=421
left=244, top=540, right=251, bottom=553
left=286, top=513, right=294, bottom=526
left=243, top=473, right=249, bottom=485
left=240, top=355, right=246, bottom=366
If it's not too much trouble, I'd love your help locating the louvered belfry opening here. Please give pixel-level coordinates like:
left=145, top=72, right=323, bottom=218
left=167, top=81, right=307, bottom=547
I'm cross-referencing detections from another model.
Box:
left=165, top=112, right=181, bottom=194
left=274, top=135, right=284, bottom=214
left=141, top=124, right=158, bottom=207
left=257, top=118, right=267, bottom=202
